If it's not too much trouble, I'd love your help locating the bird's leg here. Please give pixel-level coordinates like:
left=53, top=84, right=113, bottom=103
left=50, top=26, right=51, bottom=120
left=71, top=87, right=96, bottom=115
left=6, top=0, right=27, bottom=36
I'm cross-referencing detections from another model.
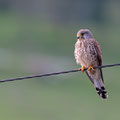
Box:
left=78, top=66, right=85, bottom=72
left=87, top=65, right=95, bottom=73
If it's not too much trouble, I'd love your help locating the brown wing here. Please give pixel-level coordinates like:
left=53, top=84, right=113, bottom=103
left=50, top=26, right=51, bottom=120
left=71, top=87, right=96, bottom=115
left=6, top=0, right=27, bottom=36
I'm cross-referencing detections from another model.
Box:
left=94, top=40, right=104, bottom=83
left=85, top=40, right=104, bottom=83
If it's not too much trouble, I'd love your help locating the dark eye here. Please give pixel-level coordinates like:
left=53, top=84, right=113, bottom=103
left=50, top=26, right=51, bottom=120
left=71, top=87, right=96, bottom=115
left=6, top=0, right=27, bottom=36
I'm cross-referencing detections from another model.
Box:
left=81, top=32, right=88, bottom=36
left=81, top=32, right=84, bottom=36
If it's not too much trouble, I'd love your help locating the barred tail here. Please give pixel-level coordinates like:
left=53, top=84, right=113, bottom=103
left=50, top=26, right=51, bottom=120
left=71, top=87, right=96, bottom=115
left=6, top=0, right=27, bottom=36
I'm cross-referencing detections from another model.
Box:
left=94, top=79, right=108, bottom=99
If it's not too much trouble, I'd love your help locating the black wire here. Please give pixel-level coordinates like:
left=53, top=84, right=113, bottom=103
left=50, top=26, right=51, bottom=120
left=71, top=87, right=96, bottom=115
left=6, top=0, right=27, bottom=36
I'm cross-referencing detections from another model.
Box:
left=0, top=63, right=120, bottom=83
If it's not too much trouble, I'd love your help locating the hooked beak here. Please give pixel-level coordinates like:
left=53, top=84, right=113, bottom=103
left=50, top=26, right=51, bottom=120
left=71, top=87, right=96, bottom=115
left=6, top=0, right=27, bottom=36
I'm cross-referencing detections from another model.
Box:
left=77, top=36, right=80, bottom=40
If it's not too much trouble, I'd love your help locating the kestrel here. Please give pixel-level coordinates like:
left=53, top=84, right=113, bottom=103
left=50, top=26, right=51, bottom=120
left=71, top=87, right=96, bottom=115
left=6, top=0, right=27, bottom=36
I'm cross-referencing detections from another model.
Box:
left=74, top=29, right=108, bottom=99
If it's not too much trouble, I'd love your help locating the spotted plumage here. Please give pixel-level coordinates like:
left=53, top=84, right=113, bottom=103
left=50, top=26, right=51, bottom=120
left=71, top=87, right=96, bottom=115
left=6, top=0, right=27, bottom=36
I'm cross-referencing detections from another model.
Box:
left=74, top=29, right=108, bottom=99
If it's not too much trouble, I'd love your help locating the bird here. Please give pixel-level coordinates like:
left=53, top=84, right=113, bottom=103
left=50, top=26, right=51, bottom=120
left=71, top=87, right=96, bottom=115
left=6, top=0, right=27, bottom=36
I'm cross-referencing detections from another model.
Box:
left=74, top=29, right=108, bottom=99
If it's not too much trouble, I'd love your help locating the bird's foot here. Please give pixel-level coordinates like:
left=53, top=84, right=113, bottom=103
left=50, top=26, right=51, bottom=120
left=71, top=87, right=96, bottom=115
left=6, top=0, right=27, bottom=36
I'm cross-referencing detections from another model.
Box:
left=87, top=65, right=95, bottom=73
left=78, top=66, right=85, bottom=72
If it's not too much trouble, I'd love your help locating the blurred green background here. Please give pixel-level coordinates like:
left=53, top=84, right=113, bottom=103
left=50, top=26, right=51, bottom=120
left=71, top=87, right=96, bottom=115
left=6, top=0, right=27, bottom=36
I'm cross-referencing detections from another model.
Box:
left=0, top=0, right=120, bottom=120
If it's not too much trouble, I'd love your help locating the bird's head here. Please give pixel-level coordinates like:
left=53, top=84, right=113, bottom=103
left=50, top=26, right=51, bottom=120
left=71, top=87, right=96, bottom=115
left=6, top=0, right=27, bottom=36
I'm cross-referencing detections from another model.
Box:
left=77, top=29, right=93, bottom=40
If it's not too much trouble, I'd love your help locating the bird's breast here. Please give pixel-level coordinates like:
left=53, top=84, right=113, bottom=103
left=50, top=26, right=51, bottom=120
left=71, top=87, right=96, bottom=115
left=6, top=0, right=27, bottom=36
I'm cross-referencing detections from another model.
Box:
left=74, top=40, right=97, bottom=67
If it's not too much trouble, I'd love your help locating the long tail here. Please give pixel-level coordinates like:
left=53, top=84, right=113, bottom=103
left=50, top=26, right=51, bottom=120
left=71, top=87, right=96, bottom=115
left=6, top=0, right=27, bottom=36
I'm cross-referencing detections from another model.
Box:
left=94, top=79, right=108, bottom=99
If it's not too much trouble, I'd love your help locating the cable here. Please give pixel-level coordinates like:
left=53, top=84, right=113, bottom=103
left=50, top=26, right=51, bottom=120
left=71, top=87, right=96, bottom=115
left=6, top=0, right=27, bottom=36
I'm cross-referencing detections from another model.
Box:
left=0, top=63, right=120, bottom=83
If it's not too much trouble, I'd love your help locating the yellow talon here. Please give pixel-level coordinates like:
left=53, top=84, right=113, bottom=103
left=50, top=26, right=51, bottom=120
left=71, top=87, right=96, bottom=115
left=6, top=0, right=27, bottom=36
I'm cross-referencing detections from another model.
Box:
left=78, top=66, right=85, bottom=72
left=88, top=65, right=95, bottom=73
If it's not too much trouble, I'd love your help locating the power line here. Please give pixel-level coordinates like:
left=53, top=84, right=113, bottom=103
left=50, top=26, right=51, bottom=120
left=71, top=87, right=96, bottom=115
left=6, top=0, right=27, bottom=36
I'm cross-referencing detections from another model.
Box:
left=0, top=63, right=120, bottom=83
